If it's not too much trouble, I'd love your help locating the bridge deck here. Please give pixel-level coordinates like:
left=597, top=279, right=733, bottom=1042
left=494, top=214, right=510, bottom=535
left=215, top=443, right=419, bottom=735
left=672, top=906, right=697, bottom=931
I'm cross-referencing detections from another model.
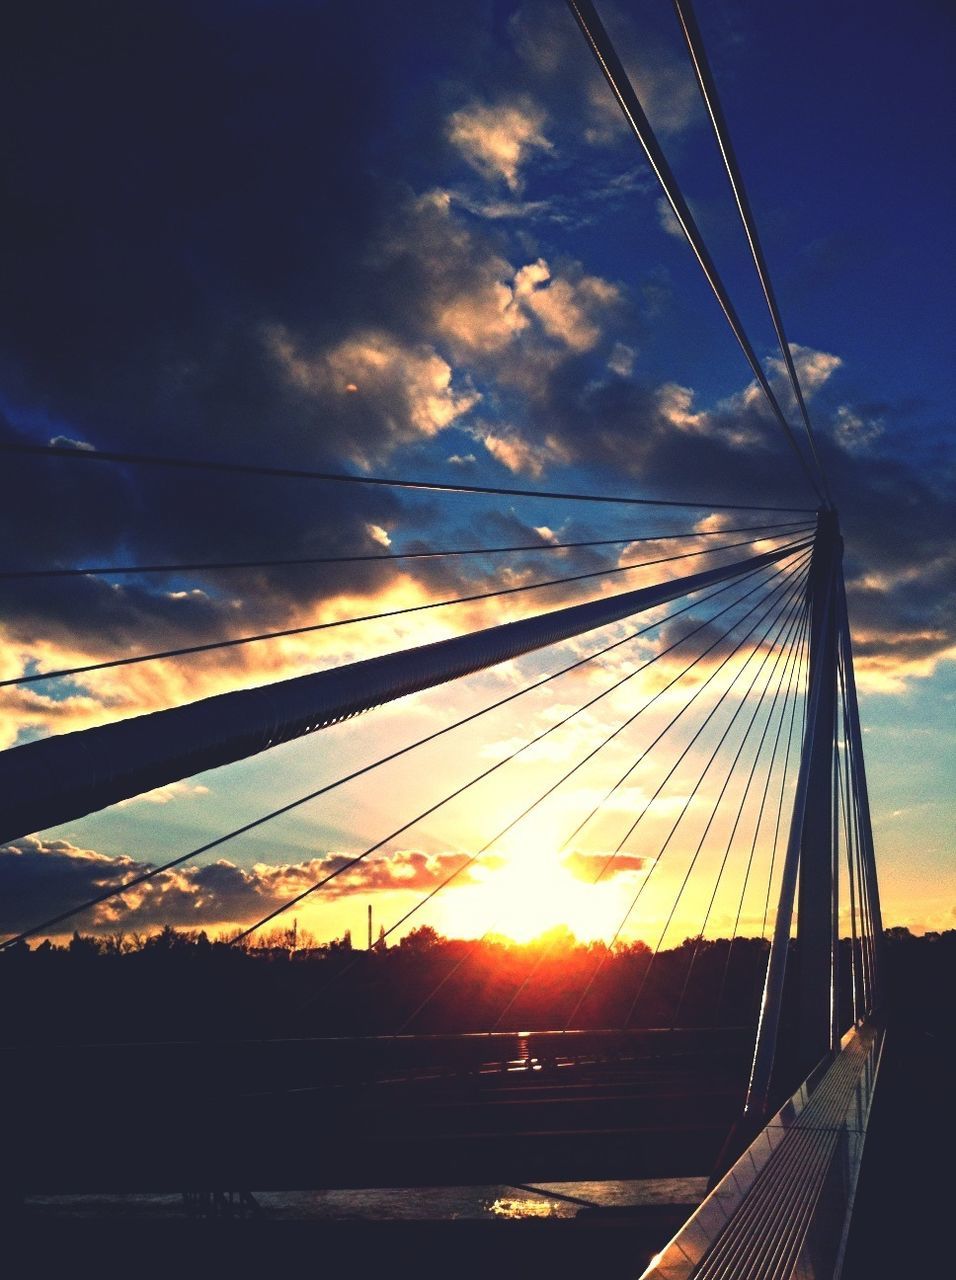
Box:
left=639, top=1022, right=882, bottom=1279
left=4, top=1028, right=751, bottom=1193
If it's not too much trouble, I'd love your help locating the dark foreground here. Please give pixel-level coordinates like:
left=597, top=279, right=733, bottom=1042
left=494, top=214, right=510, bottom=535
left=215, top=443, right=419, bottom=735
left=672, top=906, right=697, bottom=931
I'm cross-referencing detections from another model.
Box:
left=4, top=932, right=951, bottom=1275
left=5, top=1027, right=950, bottom=1278
left=8, top=1211, right=688, bottom=1279
left=5, top=1029, right=748, bottom=1192
left=841, top=1019, right=953, bottom=1278
left=7, top=1021, right=948, bottom=1279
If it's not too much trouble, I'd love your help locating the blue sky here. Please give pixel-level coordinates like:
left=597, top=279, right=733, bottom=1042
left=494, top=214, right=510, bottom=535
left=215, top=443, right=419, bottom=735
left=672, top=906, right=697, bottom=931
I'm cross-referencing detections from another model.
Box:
left=0, top=0, right=953, bottom=943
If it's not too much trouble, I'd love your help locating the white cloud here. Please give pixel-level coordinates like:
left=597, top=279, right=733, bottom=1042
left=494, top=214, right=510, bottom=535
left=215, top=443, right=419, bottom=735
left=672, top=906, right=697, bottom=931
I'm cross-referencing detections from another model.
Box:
left=509, top=1, right=699, bottom=145
left=656, top=382, right=705, bottom=432
left=268, top=327, right=479, bottom=464
left=608, top=341, right=636, bottom=377
left=50, top=434, right=95, bottom=451
left=482, top=429, right=573, bottom=479
left=379, top=193, right=620, bottom=364
left=767, top=342, right=842, bottom=399
left=436, top=274, right=529, bottom=355
left=514, top=258, right=620, bottom=352
left=118, top=781, right=210, bottom=807
left=447, top=98, right=552, bottom=190
left=656, top=196, right=683, bottom=239
left=833, top=404, right=883, bottom=452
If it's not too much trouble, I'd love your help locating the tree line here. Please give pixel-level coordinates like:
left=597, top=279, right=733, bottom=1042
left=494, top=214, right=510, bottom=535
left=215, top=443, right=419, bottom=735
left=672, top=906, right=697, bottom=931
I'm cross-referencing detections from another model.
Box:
left=3, top=921, right=950, bottom=1045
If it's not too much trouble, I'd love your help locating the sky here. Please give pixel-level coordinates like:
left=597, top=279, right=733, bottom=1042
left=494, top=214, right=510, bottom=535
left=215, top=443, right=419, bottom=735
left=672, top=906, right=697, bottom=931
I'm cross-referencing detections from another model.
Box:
left=0, top=0, right=953, bottom=948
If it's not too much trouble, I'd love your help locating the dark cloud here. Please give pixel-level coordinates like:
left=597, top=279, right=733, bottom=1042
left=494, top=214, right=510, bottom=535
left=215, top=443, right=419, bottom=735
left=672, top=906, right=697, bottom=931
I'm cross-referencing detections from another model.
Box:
left=0, top=0, right=951, bottom=754
left=0, top=836, right=489, bottom=937
left=0, top=0, right=636, bottom=702
left=0, top=5, right=505, bottom=649
left=495, top=360, right=955, bottom=680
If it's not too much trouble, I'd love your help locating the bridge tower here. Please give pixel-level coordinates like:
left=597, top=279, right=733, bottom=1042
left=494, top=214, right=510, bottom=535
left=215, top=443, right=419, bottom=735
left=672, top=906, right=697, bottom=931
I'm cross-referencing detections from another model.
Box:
left=796, top=508, right=842, bottom=1070
left=745, top=508, right=881, bottom=1121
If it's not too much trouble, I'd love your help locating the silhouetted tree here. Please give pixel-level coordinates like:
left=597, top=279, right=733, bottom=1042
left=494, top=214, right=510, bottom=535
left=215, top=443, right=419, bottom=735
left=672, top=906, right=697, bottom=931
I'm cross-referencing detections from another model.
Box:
left=398, top=924, right=444, bottom=954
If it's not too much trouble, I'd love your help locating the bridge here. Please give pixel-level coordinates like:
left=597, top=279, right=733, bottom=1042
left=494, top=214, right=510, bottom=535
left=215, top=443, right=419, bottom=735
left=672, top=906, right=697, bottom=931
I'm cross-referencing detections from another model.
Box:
left=0, top=3, right=902, bottom=1277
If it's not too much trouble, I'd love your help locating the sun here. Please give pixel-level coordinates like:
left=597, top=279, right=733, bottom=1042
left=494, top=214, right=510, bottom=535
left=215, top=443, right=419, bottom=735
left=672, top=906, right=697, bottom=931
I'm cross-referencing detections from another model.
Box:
left=434, top=845, right=639, bottom=944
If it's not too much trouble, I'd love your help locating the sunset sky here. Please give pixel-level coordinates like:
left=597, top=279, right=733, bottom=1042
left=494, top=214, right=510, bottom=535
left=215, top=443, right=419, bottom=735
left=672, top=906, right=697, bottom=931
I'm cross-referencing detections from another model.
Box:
left=1, top=0, right=953, bottom=948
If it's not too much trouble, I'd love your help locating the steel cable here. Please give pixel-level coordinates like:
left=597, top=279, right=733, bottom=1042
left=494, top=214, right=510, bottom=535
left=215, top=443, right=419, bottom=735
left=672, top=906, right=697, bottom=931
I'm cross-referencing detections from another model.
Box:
left=561, top=570, right=809, bottom=1029
left=0, top=439, right=817, bottom=512
left=0, top=554, right=800, bottom=949
left=620, top=585, right=809, bottom=1030
left=378, top=559, right=810, bottom=1033
left=0, top=520, right=812, bottom=581
left=1, top=529, right=805, bottom=689
left=671, top=601, right=810, bottom=1026
left=235, top=551, right=810, bottom=948
left=285, top=554, right=810, bottom=1027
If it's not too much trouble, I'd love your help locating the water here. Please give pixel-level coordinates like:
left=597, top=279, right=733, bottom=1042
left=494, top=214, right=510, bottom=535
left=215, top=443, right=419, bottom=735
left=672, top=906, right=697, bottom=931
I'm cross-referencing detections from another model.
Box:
left=26, top=1178, right=707, bottom=1222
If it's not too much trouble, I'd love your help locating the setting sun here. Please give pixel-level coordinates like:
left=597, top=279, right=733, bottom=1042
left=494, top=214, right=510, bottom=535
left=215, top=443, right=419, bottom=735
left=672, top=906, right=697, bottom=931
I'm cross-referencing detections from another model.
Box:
left=434, top=845, right=648, bottom=944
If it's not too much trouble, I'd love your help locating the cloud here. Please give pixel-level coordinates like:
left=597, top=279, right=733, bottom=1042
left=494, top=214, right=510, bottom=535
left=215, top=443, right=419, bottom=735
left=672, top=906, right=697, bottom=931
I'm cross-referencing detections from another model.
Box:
left=451, top=165, right=658, bottom=231
left=767, top=343, right=843, bottom=401
left=0, top=0, right=950, bottom=780
left=832, top=404, right=884, bottom=453
left=447, top=333, right=952, bottom=693
left=366, top=522, right=392, bottom=548
left=562, top=850, right=651, bottom=881
left=514, top=258, right=621, bottom=352
left=385, top=194, right=622, bottom=362
left=482, top=428, right=573, bottom=478
left=267, top=326, right=480, bottom=465
left=0, top=837, right=489, bottom=938
left=117, top=781, right=210, bottom=807
left=656, top=196, right=683, bottom=239
left=608, top=342, right=636, bottom=377
left=447, top=98, right=552, bottom=190
left=0, top=124, right=635, bottom=755
left=509, top=0, right=700, bottom=145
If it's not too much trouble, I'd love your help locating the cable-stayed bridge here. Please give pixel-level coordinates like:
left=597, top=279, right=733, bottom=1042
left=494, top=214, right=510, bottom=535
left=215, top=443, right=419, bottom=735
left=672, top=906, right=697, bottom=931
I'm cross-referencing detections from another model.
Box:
left=1, top=4, right=891, bottom=1277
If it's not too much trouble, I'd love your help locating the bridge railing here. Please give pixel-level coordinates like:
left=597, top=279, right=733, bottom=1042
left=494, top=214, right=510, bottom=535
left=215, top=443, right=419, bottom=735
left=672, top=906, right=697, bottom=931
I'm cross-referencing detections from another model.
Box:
left=639, top=1020, right=884, bottom=1280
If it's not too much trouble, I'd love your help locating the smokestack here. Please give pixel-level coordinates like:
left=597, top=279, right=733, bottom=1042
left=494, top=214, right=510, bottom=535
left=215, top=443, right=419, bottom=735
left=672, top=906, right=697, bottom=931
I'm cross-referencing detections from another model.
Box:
left=368, top=902, right=372, bottom=951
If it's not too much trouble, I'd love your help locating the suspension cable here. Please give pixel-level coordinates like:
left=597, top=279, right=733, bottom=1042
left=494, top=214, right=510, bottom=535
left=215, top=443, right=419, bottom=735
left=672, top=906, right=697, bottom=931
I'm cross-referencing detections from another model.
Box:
left=759, top=605, right=811, bottom=944
left=835, top=736, right=860, bottom=1024
left=839, top=643, right=874, bottom=1009
left=385, top=553, right=810, bottom=1031
left=381, top=565, right=810, bottom=1032
left=671, top=601, right=810, bottom=1025
left=671, top=0, right=833, bottom=504
left=714, top=611, right=810, bottom=1019
left=493, top=563, right=813, bottom=1029
left=0, top=554, right=797, bottom=949
left=566, top=0, right=824, bottom=503
left=552, top=554, right=812, bottom=861
left=0, top=438, right=818, bottom=513
left=563, top=570, right=809, bottom=1029
left=287, top=557, right=810, bottom=1026
left=0, top=520, right=812, bottom=581
left=2, top=529, right=805, bottom=689
left=842, top=683, right=869, bottom=1013
left=620, top=586, right=808, bottom=1030
left=366, top=560, right=809, bottom=1033
left=234, top=552, right=810, bottom=947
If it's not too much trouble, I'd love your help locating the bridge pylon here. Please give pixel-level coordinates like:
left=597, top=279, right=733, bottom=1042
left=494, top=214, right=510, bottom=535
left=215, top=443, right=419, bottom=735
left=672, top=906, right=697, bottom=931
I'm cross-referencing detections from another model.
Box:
left=796, top=508, right=843, bottom=1071
left=743, top=508, right=882, bottom=1127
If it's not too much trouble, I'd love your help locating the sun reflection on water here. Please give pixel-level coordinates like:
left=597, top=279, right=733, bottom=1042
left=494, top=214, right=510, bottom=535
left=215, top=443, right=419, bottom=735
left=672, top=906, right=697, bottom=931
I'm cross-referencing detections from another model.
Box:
left=488, top=1196, right=557, bottom=1219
